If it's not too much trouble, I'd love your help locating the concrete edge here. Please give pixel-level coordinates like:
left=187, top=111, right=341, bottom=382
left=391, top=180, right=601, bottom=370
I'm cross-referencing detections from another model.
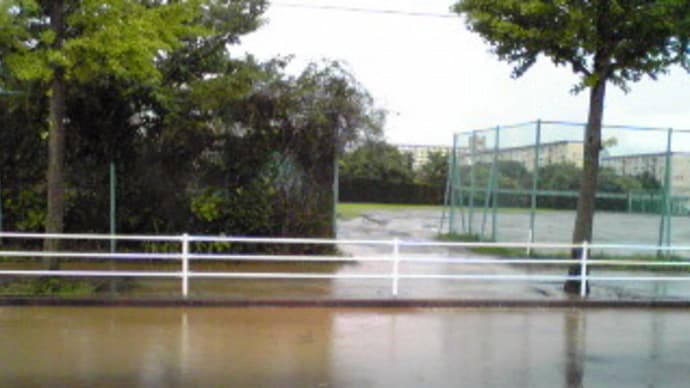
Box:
left=1, top=298, right=690, bottom=308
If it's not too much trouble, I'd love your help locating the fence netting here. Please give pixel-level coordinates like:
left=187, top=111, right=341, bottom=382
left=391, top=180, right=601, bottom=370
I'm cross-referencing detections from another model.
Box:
left=443, top=120, right=690, bottom=256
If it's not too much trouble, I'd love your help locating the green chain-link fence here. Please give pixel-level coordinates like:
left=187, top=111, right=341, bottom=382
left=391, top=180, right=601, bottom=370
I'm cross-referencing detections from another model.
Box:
left=441, top=120, right=690, bottom=254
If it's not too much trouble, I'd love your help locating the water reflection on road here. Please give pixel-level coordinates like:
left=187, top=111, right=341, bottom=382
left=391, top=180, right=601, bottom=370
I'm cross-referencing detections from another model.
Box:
left=1, top=307, right=688, bottom=387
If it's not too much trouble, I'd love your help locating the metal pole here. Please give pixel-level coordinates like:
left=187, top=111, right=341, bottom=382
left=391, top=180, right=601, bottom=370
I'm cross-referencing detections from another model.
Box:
left=665, top=129, right=673, bottom=250
left=110, top=162, right=116, bottom=253
left=529, top=120, right=542, bottom=250
left=458, top=144, right=467, bottom=234
left=440, top=162, right=451, bottom=234
left=109, top=162, right=117, bottom=293
left=480, top=130, right=498, bottom=238
left=579, top=240, right=589, bottom=298
left=469, top=131, right=477, bottom=236
left=447, top=134, right=458, bottom=234
left=392, top=238, right=400, bottom=296
left=182, top=233, right=190, bottom=298
left=491, top=126, right=500, bottom=241
left=658, top=129, right=673, bottom=256
left=333, top=150, right=339, bottom=237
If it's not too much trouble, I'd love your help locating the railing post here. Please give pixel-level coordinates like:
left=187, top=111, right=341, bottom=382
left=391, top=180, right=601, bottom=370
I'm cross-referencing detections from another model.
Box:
left=182, top=233, right=189, bottom=298
left=580, top=240, right=589, bottom=298
left=392, top=238, right=400, bottom=296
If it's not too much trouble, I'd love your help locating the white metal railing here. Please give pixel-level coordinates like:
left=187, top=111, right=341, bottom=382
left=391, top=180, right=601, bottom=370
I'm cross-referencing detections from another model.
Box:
left=1, top=232, right=690, bottom=299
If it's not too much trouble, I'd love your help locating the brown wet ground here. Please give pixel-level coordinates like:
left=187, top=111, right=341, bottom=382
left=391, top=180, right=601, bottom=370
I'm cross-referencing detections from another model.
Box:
left=1, top=307, right=689, bottom=387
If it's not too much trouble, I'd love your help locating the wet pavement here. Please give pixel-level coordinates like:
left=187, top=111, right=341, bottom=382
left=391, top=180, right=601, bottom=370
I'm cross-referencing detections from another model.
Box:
left=1, top=306, right=688, bottom=387
left=334, top=209, right=690, bottom=301
left=445, top=208, right=690, bottom=257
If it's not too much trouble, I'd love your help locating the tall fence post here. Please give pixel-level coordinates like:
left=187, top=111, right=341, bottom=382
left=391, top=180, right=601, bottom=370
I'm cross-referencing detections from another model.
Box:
left=665, top=129, right=673, bottom=250
left=392, top=238, right=400, bottom=296
left=491, top=126, right=500, bottom=242
left=110, top=161, right=117, bottom=253
left=658, top=128, right=673, bottom=257
left=182, top=233, right=190, bottom=298
left=580, top=241, right=589, bottom=298
left=529, top=120, right=542, bottom=251
left=468, top=131, right=477, bottom=236
left=108, top=162, right=117, bottom=293
left=447, top=134, right=458, bottom=234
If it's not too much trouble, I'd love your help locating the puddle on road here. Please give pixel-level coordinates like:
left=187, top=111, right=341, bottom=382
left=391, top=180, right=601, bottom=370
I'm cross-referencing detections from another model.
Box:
left=0, top=307, right=688, bottom=387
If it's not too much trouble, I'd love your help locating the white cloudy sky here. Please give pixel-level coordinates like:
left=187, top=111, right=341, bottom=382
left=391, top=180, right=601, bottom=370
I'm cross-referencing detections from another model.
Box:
left=237, top=0, right=690, bottom=150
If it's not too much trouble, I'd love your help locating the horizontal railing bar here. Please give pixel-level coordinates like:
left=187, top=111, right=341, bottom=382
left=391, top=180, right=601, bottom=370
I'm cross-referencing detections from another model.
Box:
left=187, top=272, right=582, bottom=282
left=400, top=241, right=579, bottom=249
left=0, top=232, right=182, bottom=242
left=188, top=272, right=392, bottom=279
left=588, top=260, right=690, bottom=267
left=187, top=235, right=394, bottom=245
left=0, top=270, right=180, bottom=277
left=398, top=274, right=577, bottom=281
left=188, top=254, right=389, bottom=262
left=0, top=251, right=181, bottom=260
left=0, top=253, right=687, bottom=265
left=589, top=276, right=690, bottom=282
left=589, top=243, right=690, bottom=252
left=398, top=257, right=580, bottom=265
left=2, top=270, right=689, bottom=283
left=1, top=232, right=689, bottom=254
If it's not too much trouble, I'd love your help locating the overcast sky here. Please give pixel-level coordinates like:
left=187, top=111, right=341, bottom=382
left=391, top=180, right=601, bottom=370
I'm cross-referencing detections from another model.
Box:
left=238, top=0, right=690, bottom=150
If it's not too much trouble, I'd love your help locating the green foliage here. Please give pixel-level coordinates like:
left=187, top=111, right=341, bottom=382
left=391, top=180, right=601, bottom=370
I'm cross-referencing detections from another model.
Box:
left=453, top=0, right=690, bottom=91
left=0, top=278, right=98, bottom=296
left=191, top=189, right=228, bottom=223
left=3, top=0, right=206, bottom=84
left=3, top=189, right=45, bottom=231
left=340, top=141, right=415, bottom=184
left=0, top=1, right=383, bottom=246
left=452, top=162, right=662, bottom=210
left=340, top=178, right=443, bottom=205
left=417, top=150, right=449, bottom=187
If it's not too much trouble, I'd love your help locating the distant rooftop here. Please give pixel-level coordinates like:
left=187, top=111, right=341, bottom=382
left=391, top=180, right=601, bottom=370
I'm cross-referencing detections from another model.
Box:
left=602, top=151, right=690, bottom=160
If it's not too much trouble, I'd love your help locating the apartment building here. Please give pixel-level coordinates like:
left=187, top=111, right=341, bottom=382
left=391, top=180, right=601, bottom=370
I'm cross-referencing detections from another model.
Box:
left=601, top=152, right=690, bottom=195
left=395, top=144, right=451, bottom=169
left=467, top=140, right=584, bottom=170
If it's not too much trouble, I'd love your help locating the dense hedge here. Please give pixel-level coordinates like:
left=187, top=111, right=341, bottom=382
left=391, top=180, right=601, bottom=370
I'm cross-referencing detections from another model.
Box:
left=339, top=178, right=444, bottom=204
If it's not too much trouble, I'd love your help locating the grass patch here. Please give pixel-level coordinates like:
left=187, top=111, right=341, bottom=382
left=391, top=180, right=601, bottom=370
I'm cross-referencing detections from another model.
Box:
left=437, top=233, right=527, bottom=256
left=337, top=202, right=444, bottom=220
left=436, top=233, right=690, bottom=272
left=336, top=203, right=565, bottom=220
left=0, top=278, right=101, bottom=296
left=0, top=259, right=347, bottom=297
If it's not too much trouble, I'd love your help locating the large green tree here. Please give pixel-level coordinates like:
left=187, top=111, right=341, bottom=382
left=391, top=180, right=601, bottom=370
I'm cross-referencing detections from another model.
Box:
left=453, top=0, right=690, bottom=293
left=340, top=142, right=414, bottom=184
left=1, top=0, right=205, bottom=263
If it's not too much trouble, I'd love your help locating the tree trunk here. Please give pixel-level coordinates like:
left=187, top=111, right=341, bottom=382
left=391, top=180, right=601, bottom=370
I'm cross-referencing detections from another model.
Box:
left=564, top=76, right=607, bottom=294
left=43, top=0, right=65, bottom=270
